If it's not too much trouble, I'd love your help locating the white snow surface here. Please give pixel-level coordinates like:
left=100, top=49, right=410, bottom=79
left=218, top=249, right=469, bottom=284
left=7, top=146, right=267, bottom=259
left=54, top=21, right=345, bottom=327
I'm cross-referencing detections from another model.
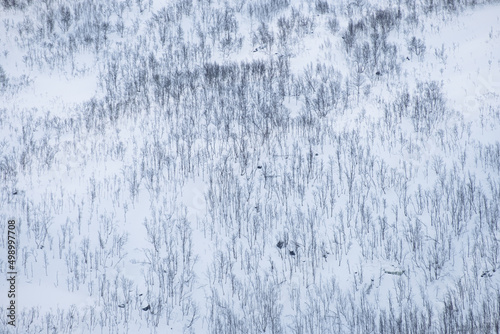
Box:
left=1, top=0, right=499, bottom=333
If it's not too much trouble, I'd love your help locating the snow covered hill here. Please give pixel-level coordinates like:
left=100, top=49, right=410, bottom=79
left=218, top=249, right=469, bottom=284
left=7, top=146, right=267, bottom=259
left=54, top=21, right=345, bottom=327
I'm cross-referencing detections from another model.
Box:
left=1, top=0, right=499, bottom=333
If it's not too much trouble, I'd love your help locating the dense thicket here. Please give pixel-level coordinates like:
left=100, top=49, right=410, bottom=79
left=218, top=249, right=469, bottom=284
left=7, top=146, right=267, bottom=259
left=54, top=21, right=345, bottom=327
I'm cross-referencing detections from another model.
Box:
left=1, top=0, right=499, bottom=333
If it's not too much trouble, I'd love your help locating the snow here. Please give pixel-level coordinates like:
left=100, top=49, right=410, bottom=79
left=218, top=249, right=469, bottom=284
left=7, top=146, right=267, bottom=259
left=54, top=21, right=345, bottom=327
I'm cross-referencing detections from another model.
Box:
left=1, top=0, right=500, bottom=333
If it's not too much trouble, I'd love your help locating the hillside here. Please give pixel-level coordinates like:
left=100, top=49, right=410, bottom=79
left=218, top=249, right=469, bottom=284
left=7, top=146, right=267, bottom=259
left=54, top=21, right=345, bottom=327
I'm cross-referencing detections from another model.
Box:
left=1, top=0, right=499, bottom=333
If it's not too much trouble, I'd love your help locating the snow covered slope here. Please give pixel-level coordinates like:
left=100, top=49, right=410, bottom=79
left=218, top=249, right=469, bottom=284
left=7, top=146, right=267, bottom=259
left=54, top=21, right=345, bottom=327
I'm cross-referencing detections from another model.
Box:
left=1, top=0, right=499, bottom=333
